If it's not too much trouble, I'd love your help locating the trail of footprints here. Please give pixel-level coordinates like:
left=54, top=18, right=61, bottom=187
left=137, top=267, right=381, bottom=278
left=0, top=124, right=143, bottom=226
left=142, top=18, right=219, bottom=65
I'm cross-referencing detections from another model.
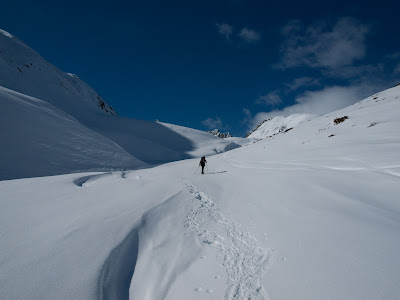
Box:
left=184, top=181, right=273, bottom=300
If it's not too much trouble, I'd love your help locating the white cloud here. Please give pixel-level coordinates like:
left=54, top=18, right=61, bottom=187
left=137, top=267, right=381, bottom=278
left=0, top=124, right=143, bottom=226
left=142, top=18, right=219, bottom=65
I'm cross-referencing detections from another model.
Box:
left=285, top=77, right=321, bottom=91
left=241, top=108, right=253, bottom=125
left=256, top=90, right=282, bottom=106
left=238, top=28, right=261, bottom=44
left=249, top=17, right=397, bottom=132
left=202, top=117, right=223, bottom=129
left=277, top=17, right=370, bottom=70
left=243, top=108, right=252, bottom=118
left=216, top=23, right=233, bottom=41
left=250, top=83, right=382, bottom=130
left=281, top=20, right=302, bottom=36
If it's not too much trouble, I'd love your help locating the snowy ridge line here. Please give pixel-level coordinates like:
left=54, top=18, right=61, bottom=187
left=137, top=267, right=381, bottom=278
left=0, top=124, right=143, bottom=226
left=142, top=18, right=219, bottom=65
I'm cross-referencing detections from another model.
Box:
left=184, top=181, right=274, bottom=300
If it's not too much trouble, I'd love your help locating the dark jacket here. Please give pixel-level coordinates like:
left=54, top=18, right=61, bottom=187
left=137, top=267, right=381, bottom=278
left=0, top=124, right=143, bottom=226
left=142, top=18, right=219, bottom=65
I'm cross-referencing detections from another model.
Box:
left=199, top=157, right=207, bottom=166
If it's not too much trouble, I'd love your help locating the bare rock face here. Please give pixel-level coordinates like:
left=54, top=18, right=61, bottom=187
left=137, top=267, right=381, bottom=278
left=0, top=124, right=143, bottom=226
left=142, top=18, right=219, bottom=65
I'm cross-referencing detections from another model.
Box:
left=208, top=129, right=232, bottom=138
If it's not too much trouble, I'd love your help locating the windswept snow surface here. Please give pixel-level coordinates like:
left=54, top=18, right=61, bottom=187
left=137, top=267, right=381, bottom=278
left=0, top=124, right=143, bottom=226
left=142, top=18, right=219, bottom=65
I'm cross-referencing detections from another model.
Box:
left=1, top=86, right=400, bottom=299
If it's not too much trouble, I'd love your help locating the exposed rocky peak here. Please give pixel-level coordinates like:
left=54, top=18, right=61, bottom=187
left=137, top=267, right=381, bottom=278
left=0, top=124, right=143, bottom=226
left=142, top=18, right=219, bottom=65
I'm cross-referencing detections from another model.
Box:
left=208, top=129, right=232, bottom=138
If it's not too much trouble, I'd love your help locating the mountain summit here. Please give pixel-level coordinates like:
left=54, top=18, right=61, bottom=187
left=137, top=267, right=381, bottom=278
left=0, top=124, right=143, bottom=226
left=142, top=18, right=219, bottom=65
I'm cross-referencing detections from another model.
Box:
left=0, top=29, right=116, bottom=117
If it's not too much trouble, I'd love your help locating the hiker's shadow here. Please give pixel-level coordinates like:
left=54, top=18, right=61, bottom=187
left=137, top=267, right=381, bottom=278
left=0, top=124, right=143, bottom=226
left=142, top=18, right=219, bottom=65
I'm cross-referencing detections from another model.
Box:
left=206, top=170, right=227, bottom=175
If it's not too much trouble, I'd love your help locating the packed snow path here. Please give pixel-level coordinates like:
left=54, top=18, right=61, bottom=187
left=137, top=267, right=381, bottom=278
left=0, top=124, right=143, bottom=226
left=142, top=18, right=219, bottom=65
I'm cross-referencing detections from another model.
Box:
left=184, top=181, right=273, bottom=300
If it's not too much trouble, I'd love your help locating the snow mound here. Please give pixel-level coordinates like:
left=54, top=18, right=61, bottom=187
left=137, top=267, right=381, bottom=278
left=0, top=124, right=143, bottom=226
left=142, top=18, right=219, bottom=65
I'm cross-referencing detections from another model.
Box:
left=248, top=113, right=316, bottom=139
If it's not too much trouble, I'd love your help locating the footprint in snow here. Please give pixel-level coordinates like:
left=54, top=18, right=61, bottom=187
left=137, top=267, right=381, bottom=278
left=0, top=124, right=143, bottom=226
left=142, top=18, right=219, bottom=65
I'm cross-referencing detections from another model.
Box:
left=184, top=181, right=274, bottom=300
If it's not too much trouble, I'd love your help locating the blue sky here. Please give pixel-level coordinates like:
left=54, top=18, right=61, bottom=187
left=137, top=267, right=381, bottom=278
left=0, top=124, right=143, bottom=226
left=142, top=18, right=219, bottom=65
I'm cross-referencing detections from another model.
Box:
left=1, top=0, right=399, bottom=136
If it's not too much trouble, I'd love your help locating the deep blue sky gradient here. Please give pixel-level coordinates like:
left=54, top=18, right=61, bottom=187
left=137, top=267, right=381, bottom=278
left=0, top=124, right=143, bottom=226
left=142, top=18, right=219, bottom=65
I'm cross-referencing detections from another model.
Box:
left=1, top=0, right=399, bottom=136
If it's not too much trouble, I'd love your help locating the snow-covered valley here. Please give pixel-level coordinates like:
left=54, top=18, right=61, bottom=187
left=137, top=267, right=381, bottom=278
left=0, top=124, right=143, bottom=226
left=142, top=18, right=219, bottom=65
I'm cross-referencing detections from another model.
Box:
left=1, top=28, right=400, bottom=299
left=0, top=29, right=248, bottom=180
left=2, top=86, right=400, bottom=299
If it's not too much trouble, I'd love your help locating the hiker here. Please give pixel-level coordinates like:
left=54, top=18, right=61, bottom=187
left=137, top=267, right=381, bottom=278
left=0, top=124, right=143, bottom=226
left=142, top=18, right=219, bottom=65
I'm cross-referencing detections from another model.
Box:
left=199, top=156, right=207, bottom=174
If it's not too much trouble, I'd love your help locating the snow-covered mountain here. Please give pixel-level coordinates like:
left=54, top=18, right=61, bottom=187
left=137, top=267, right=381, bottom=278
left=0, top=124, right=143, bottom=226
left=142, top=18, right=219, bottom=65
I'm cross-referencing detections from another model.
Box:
left=247, top=113, right=316, bottom=139
left=0, top=29, right=116, bottom=117
left=1, top=84, right=399, bottom=299
left=0, top=29, right=249, bottom=180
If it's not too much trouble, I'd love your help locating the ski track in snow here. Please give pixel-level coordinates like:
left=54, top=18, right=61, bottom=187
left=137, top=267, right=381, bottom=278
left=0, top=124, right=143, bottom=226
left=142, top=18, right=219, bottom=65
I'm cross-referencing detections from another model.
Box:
left=184, top=181, right=274, bottom=300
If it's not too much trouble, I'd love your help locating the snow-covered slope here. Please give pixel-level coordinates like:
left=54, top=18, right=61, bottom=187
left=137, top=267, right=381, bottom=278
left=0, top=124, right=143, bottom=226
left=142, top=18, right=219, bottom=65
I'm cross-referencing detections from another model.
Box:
left=0, top=86, right=145, bottom=180
left=247, top=113, right=316, bottom=139
left=0, top=29, right=116, bottom=117
left=160, top=122, right=251, bottom=156
left=0, top=29, right=249, bottom=179
left=1, top=86, right=399, bottom=299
